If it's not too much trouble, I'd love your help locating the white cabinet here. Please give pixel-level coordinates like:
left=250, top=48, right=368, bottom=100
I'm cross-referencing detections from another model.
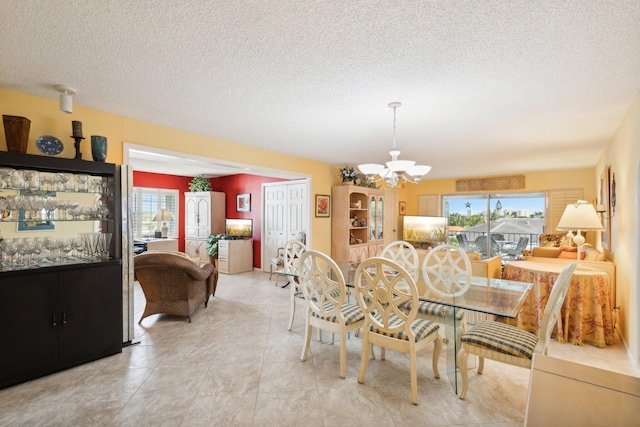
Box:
left=185, top=191, right=225, bottom=263
left=218, top=239, right=253, bottom=274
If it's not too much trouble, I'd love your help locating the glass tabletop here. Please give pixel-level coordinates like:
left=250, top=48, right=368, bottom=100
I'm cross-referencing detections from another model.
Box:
left=331, top=260, right=532, bottom=319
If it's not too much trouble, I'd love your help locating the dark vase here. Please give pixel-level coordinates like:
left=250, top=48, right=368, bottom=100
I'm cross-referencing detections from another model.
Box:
left=90, top=135, right=107, bottom=162
left=2, top=115, right=30, bottom=153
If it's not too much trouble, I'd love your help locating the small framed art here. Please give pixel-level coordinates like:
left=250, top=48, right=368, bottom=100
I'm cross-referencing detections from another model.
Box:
left=236, top=193, right=251, bottom=212
left=315, top=194, right=330, bottom=217
left=399, top=201, right=406, bottom=215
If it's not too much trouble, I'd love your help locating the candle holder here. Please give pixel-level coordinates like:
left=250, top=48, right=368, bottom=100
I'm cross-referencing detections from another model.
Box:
left=71, top=136, right=85, bottom=159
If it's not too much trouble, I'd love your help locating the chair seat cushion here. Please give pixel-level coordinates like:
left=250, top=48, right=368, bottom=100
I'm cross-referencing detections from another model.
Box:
left=370, top=313, right=439, bottom=342
left=311, top=302, right=364, bottom=325
left=402, top=301, right=466, bottom=320
left=461, top=320, right=538, bottom=359
left=270, top=258, right=283, bottom=266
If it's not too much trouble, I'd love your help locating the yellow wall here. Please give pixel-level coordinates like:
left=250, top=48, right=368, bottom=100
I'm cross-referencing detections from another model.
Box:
left=596, top=90, right=640, bottom=365
left=0, top=88, right=336, bottom=254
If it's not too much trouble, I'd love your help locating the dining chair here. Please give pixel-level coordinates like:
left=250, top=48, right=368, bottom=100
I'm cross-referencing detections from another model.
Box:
left=354, top=257, right=442, bottom=405
left=474, top=236, right=500, bottom=258
left=456, top=233, right=476, bottom=252
left=501, top=236, right=530, bottom=259
left=456, top=262, right=577, bottom=399
left=285, top=238, right=308, bottom=331
left=269, top=246, right=285, bottom=285
left=379, top=240, right=420, bottom=286
left=418, top=244, right=472, bottom=344
left=298, top=250, right=365, bottom=379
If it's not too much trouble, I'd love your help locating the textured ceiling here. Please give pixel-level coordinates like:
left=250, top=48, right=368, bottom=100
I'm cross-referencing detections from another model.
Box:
left=2, top=1, right=640, bottom=179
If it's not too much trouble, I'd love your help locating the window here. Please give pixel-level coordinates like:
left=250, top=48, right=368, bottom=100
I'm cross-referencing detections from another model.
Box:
left=443, top=192, right=545, bottom=257
left=132, top=187, right=179, bottom=238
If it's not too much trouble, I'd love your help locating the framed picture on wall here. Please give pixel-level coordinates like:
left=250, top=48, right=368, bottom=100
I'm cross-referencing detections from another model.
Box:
left=236, top=193, right=251, bottom=212
left=399, top=201, right=406, bottom=215
left=315, top=194, right=330, bottom=217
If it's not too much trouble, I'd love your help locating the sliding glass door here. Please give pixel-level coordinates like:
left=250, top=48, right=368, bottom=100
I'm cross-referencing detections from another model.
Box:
left=443, top=192, right=545, bottom=259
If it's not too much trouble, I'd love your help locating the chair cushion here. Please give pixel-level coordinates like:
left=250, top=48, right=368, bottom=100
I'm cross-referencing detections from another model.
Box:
left=402, top=301, right=466, bottom=320
left=311, top=302, right=364, bottom=325
left=461, top=320, right=538, bottom=359
left=370, top=313, right=439, bottom=342
left=270, top=257, right=284, bottom=266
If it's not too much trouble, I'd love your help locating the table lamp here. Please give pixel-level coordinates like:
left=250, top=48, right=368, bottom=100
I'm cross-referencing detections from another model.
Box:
left=153, top=209, right=174, bottom=238
left=556, top=200, right=603, bottom=251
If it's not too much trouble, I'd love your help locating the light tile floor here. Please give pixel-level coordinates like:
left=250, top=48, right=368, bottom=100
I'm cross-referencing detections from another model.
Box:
left=0, top=270, right=637, bottom=426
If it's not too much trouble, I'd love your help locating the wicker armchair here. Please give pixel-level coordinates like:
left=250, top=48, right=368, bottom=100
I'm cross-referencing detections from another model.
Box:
left=134, top=251, right=217, bottom=323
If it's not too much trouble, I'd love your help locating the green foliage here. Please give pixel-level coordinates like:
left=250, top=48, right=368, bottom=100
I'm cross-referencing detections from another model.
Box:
left=206, top=234, right=225, bottom=257
left=189, top=175, right=212, bottom=192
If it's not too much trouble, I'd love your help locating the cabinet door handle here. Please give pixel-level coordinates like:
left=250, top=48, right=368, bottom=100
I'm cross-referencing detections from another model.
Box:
left=52, top=314, right=57, bottom=327
left=62, top=312, right=67, bottom=325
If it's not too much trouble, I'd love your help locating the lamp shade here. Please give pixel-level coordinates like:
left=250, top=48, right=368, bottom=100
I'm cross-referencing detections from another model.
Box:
left=556, top=201, right=603, bottom=231
left=153, top=209, right=174, bottom=222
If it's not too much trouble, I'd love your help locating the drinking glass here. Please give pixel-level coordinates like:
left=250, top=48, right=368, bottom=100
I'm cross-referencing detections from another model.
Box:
left=0, top=168, right=14, bottom=188
left=22, top=170, right=40, bottom=191
left=75, top=174, right=89, bottom=192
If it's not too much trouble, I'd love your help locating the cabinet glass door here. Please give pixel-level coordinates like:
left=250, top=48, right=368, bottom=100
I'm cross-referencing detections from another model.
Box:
left=376, top=196, right=384, bottom=241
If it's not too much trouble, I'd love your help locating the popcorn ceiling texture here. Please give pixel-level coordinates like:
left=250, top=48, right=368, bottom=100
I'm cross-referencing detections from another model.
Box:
left=1, top=1, right=639, bottom=179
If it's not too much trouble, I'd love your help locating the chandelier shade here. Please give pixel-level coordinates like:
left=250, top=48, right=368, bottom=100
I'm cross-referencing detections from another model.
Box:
left=357, top=102, right=430, bottom=188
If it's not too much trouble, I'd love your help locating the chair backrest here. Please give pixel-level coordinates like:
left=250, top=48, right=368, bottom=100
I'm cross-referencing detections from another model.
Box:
left=379, top=240, right=419, bottom=282
left=298, top=250, right=346, bottom=318
left=421, top=244, right=472, bottom=297
left=284, top=239, right=307, bottom=276
left=515, top=236, right=529, bottom=251
left=491, top=233, right=505, bottom=241
left=296, top=231, right=307, bottom=245
left=534, top=262, right=577, bottom=355
left=475, top=236, right=500, bottom=257
left=354, top=257, right=419, bottom=339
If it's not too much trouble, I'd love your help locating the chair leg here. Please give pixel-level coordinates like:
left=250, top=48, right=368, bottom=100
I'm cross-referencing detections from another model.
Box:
left=269, top=264, right=273, bottom=280
left=432, top=336, right=442, bottom=379
left=339, top=331, right=347, bottom=379
left=300, top=316, right=312, bottom=362
left=357, top=331, right=371, bottom=384
left=477, top=356, right=484, bottom=374
left=457, top=345, right=469, bottom=399
left=287, top=285, right=296, bottom=331
left=409, top=347, right=420, bottom=405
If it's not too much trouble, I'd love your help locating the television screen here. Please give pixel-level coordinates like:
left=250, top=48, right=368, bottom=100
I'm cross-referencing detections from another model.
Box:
left=402, top=215, right=448, bottom=243
left=225, top=218, right=253, bottom=238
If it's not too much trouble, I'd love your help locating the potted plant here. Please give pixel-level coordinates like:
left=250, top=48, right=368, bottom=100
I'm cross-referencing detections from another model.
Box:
left=206, top=233, right=225, bottom=267
left=188, top=175, right=212, bottom=192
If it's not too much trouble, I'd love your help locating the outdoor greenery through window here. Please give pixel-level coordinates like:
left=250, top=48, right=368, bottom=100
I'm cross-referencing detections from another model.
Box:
left=443, top=192, right=545, bottom=258
left=132, top=187, right=179, bottom=238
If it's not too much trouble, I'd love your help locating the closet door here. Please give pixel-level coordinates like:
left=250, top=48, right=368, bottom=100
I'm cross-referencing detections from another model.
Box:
left=264, top=184, right=287, bottom=270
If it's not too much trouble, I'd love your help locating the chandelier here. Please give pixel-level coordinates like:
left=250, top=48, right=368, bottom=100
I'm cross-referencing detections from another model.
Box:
left=357, top=102, right=431, bottom=188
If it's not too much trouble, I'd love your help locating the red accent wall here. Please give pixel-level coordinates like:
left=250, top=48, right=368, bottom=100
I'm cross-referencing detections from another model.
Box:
left=210, top=174, right=284, bottom=268
left=133, top=171, right=287, bottom=269
left=132, top=171, right=192, bottom=252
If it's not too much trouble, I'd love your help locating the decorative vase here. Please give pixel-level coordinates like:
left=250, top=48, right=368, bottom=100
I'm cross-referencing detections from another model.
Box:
left=90, top=135, right=107, bottom=162
left=2, top=115, right=30, bottom=153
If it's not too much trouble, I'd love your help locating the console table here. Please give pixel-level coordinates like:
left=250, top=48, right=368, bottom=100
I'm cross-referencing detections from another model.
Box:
left=503, top=261, right=614, bottom=347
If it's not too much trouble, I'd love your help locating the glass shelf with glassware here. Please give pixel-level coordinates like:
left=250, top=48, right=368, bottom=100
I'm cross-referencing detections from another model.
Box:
left=0, top=151, right=119, bottom=273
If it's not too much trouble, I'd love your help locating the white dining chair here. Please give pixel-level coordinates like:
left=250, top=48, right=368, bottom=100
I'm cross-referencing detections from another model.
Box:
left=456, top=262, right=577, bottom=399
left=284, top=239, right=307, bottom=331
left=354, top=257, right=442, bottom=405
left=298, top=250, right=365, bottom=379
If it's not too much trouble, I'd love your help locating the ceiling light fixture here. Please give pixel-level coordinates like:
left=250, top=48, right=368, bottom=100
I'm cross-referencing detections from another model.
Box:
left=54, top=84, right=76, bottom=114
left=358, top=102, right=431, bottom=188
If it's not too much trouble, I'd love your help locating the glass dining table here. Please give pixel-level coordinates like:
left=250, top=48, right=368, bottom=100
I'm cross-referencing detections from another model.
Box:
left=276, top=260, right=533, bottom=394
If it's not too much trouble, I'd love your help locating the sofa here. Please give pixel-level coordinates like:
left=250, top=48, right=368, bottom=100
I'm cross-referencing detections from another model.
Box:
left=134, top=251, right=218, bottom=323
